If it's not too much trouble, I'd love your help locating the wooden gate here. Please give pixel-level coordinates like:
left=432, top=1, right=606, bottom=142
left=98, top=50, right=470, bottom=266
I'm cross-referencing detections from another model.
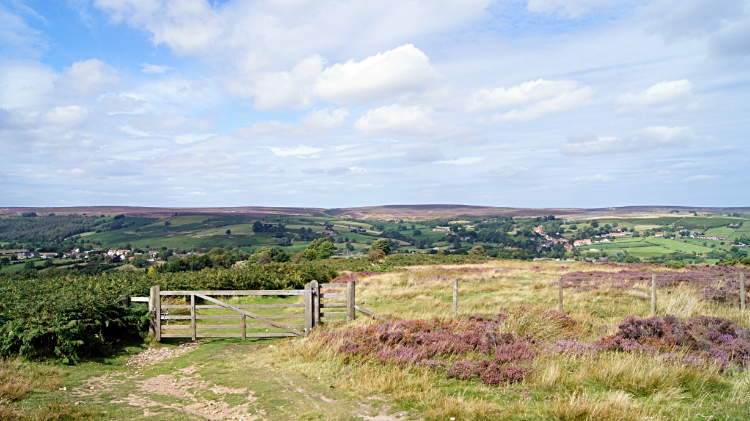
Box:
left=129, top=280, right=387, bottom=341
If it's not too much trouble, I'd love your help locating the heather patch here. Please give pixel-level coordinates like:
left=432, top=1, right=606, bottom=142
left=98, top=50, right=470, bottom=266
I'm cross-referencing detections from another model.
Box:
left=561, top=265, right=747, bottom=306
left=597, top=315, right=750, bottom=370
left=326, top=309, right=580, bottom=386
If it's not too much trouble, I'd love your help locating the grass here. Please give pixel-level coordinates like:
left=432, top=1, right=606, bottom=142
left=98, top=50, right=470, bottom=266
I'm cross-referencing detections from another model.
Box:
left=644, top=237, right=716, bottom=254
left=4, top=260, right=750, bottom=420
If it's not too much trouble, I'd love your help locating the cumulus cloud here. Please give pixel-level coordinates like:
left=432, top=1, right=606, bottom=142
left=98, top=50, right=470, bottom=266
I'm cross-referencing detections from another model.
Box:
left=468, top=79, right=593, bottom=122
left=43, top=106, right=89, bottom=126
left=301, top=168, right=325, bottom=174
left=246, top=55, right=323, bottom=110
left=236, top=45, right=437, bottom=110
left=616, top=80, right=693, bottom=113
left=267, top=145, right=323, bottom=157
left=561, top=126, right=704, bottom=156
left=241, top=108, right=349, bottom=138
left=491, top=85, right=594, bottom=122
left=55, top=59, right=120, bottom=96
left=354, top=104, right=470, bottom=138
left=315, top=44, right=438, bottom=105
left=641, top=0, right=744, bottom=41
left=355, top=104, right=435, bottom=136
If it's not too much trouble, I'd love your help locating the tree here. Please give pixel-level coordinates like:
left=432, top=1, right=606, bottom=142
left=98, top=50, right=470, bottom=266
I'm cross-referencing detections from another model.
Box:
left=226, top=229, right=232, bottom=235
left=413, top=229, right=422, bottom=236
left=469, top=245, right=485, bottom=256
left=164, top=221, right=171, bottom=226
left=252, top=221, right=263, bottom=232
left=370, top=238, right=391, bottom=255
left=305, top=237, right=335, bottom=260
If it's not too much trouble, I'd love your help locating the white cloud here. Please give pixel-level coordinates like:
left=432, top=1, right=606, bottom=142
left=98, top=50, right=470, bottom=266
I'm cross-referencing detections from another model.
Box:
left=436, top=157, right=485, bottom=165
left=616, top=80, right=693, bottom=113
left=56, top=168, right=86, bottom=175
left=561, top=126, right=704, bottom=156
left=241, top=108, right=349, bottom=138
left=151, top=153, right=238, bottom=172
left=43, top=106, right=89, bottom=126
left=267, top=145, right=323, bottom=157
left=641, top=0, right=745, bottom=42
left=468, top=79, right=581, bottom=111
left=355, top=104, right=435, bottom=136
left=172, top=133, right=216, bottom=144
left=266, top=166, right=285, bottom=174
left=574, top=173, right=612, bottom=182
left=141, top=63, right=173, bottom=74
left=55, top=59, right=120, bottom=96
left=0, top=61, right=57, bottom=109
left=300, top=108, right=349, bottom=132
left=234, top=44, right=437, bottom=110
left=301, top=168, right=325, bottom=174
left=491, top=85, right=594, bottom=122
left=684, top=174, right=721, bottom=182
left=315, top=44, right=438, bottom=105
left=246, top=55, right=323, bottom=110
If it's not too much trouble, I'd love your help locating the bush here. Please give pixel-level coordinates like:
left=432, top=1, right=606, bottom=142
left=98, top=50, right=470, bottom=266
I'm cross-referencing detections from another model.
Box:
left=368, top=249, right=386, bottom=261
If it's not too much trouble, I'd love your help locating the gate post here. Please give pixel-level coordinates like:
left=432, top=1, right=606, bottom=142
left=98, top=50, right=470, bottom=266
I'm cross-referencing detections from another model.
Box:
left=311, top=280, right=320, bottom=326
left=304, top=282, right=313, bottom=334
left=148, top=287, right=155, bottom=338
left=347, top=280, right=356, bottom=322
left=190, top=294, right=196, bottom=341
left=154, top=285, right=161, bottom=341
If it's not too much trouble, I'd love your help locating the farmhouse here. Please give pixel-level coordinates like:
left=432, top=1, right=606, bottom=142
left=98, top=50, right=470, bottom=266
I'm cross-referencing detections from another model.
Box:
left=574, top=239, right=592, bottom=247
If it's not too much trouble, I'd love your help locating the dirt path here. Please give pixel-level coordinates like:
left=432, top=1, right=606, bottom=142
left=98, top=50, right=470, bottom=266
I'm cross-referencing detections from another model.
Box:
left=64, top=340, right=414, bottom=421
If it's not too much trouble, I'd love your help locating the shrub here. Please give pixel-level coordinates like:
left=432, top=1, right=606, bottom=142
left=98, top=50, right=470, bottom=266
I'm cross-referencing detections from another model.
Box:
left=368, top=249, right=386, bottom=261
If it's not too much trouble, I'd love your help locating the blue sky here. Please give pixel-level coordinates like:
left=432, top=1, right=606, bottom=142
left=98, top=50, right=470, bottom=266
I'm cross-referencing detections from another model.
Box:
left=1, top=0, right=749, bottom=208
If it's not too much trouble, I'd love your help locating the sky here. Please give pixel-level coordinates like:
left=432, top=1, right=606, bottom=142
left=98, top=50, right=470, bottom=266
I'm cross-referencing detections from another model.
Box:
left=1, top=0, right=749, bottom=209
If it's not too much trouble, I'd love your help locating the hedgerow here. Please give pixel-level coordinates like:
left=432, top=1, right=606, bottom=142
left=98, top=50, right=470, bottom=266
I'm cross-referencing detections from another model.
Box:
left=0, top=262, right=337, bottom=364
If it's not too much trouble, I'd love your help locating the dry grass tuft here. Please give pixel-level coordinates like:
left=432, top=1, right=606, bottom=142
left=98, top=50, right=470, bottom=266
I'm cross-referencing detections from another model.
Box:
left=546, top=391, right=646, bottom=421
left=0, top=359, right=64, bottom=402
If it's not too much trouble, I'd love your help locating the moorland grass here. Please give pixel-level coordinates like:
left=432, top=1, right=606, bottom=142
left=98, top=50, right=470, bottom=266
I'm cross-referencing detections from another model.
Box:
left=255, top=260, right=750, bottom=420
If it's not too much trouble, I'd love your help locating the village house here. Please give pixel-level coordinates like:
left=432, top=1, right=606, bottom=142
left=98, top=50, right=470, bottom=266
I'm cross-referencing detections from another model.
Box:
left=574, top=239, right=592, bottom=247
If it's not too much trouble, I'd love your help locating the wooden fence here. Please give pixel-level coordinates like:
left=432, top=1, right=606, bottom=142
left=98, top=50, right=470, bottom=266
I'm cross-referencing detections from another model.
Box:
left=126, top=280, right=386, bottom=341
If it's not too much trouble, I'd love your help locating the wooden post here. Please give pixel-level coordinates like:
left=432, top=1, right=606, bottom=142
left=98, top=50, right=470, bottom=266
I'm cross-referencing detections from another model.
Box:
left=242, top=315, right=247, bottom=340
left=148, top=286, right=156, bottom=338
left=120, top=294, right=131, bottom=307
left=453, top=279, right=458, bottom=318
left=304, top=283, right=313, bottom=334
left=154, top=285, right=161, bottom=341
left=651, top=274, right=657, bottom=317
left=311, top=280, right=320, bottom=326
left=741, top=272, right=746, bottom=311
left=190, top=294, right=196, bottom=341
left=558, top=276, right=563, bottom=313
left=347, top=280, right=356, bottom=323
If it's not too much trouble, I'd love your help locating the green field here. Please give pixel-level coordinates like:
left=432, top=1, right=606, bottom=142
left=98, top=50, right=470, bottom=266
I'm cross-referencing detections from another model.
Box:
left=624, top=245, right=675, bottom=258
left=705, top=227, right=736, bottom=237
left=644, top=237, right=717, bottom=254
